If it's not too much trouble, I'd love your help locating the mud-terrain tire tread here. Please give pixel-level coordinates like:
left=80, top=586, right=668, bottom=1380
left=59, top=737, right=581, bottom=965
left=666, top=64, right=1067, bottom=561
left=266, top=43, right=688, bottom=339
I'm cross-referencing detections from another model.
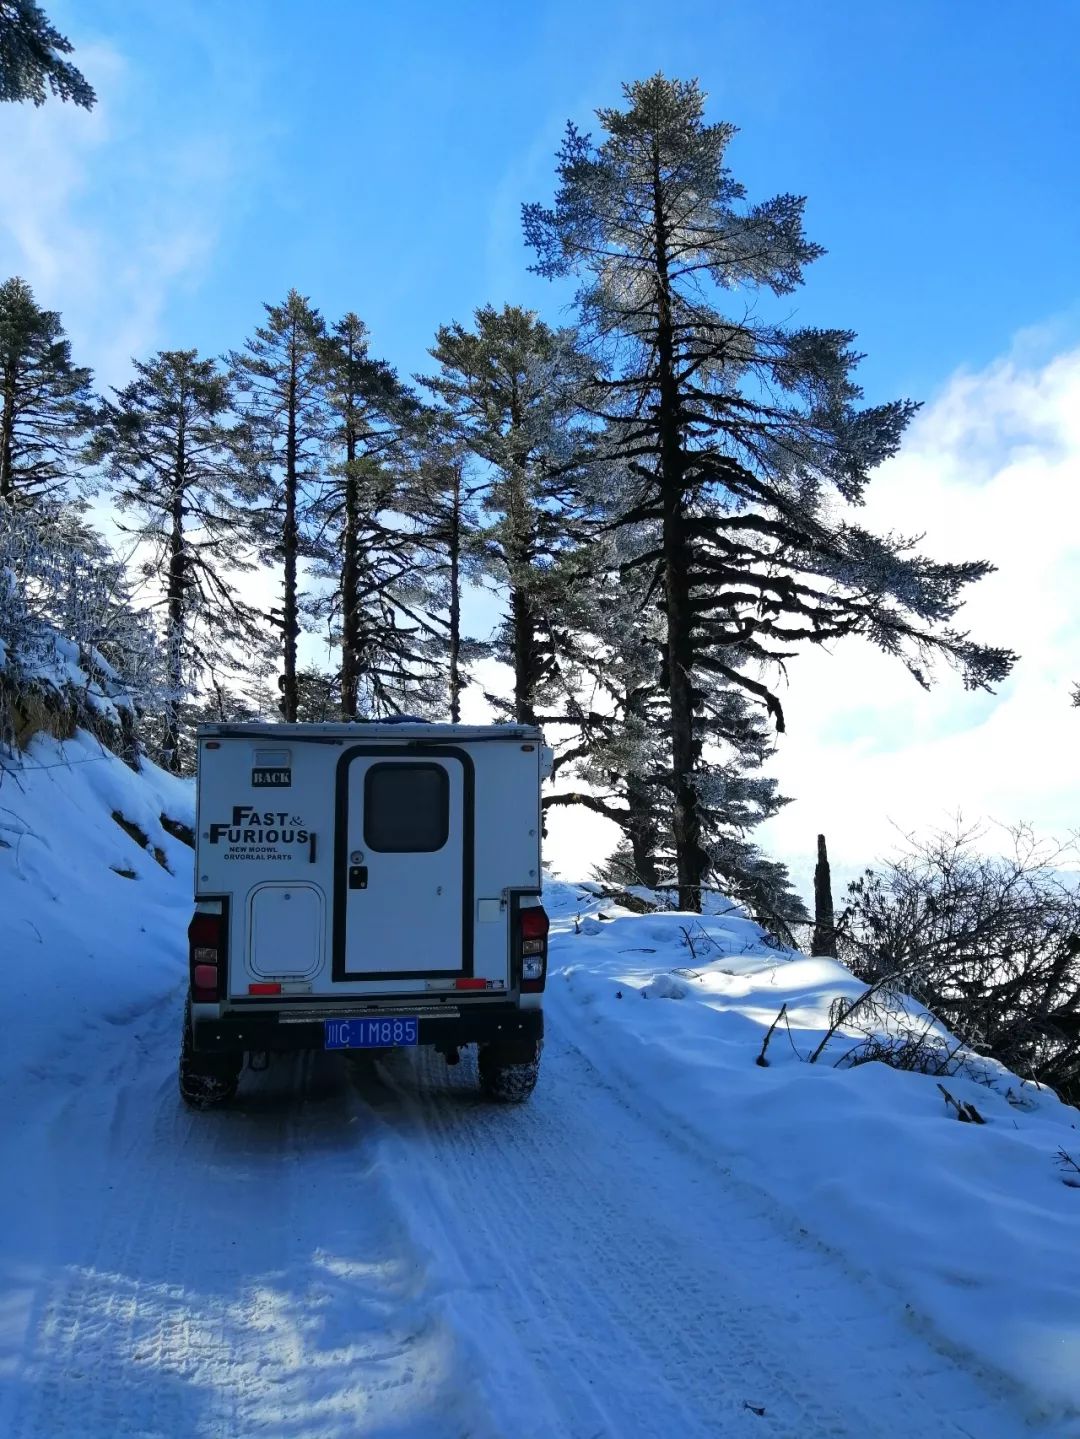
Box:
left=478, top=1045, right=541, bottom=1103
left=179, top=997, right=240, bottom=1109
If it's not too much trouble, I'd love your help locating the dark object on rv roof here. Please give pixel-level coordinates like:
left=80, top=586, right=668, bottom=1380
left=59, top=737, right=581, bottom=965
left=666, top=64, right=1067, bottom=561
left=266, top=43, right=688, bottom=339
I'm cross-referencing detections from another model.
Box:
left=344, top=713, right=427, bottom=725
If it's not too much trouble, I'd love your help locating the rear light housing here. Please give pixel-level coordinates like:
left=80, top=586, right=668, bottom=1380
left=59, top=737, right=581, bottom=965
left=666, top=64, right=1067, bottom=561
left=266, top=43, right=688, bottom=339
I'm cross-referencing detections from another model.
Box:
left=519, top=903, right=549, bottom=993
left=188, top=909, right=223, bottom=1004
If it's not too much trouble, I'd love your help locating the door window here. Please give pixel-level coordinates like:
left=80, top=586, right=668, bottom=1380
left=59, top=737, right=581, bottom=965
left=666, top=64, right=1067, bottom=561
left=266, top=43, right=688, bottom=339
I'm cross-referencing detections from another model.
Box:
left=364, top=763, right=449, bottom=852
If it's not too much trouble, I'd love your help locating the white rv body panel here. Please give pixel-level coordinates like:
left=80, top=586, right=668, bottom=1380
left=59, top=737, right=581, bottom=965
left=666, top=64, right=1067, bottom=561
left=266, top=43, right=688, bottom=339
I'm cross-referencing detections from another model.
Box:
left=193, top=723, right=543, bottom=1002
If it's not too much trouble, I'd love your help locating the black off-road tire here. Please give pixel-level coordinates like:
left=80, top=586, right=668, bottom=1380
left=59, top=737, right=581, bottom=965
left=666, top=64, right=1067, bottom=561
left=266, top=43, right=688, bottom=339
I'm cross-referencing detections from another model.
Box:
left=478, top=1041, right=542, bottom=1103
left=179, top=998, right=241, bottom=1109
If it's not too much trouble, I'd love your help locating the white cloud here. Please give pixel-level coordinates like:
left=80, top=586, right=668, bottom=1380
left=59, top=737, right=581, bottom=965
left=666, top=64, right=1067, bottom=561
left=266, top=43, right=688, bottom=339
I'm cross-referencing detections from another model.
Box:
left=0, top=37, right=248, bottom=388
left=759, top=341, right=1080, bottom=903
left=539, top=338, right=1080, bottom=898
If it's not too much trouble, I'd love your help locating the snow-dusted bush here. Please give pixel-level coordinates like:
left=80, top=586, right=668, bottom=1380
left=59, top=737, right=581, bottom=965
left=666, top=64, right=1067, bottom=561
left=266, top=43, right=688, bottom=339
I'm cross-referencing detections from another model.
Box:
left=838, top=823, right=1080, bottom=1101
left=0, top=504, right=162, bottom=757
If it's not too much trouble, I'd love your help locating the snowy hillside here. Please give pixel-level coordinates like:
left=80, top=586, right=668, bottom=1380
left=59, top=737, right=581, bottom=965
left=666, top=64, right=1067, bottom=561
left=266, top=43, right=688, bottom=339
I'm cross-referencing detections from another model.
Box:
left=0, top=730, right=194, bottom=1087
left=545, top=881, right=1080, bottom=1421
left=1, top=736, right=1078, bottom=1436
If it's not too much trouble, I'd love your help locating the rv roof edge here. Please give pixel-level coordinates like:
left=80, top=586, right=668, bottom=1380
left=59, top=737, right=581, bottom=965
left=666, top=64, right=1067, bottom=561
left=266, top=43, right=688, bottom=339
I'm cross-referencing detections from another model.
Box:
left=195, top=721, right=544, bottom=743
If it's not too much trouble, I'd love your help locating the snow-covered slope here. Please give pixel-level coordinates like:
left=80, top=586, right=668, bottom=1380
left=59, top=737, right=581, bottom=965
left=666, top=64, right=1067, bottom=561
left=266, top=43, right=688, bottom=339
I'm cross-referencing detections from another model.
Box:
left=0, top=729, right=194, bottom=1086
left=1, top=749, right=1077, bottom=1437
left=545, top=880, right=1080, bottom=1422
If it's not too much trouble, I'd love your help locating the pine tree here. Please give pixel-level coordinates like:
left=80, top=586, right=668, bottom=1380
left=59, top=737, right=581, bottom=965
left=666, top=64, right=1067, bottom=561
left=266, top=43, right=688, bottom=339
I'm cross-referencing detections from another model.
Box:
left=0, top=2, right=95, bottom=108
left=553, top=543, right=806, bottom=929
left=92, top=349, right=268, bottom=770
left=0, top=498, right=164, bottom=758
left=423, top=305, right=590, bottom=726
left=230, top=291, right=328, bottom=723
left=313, top=314, right=443, bottom=718
left=0, top=276, right=94, bottom=505
left=409, top=415, right=488, bottom=724
left=525, top=75, right=1015, bottom=910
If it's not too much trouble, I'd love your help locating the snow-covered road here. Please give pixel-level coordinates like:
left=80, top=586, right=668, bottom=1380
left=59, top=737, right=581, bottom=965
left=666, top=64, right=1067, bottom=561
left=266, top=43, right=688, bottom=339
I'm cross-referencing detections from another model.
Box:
left=0, top=980, right=1053, bottom=1439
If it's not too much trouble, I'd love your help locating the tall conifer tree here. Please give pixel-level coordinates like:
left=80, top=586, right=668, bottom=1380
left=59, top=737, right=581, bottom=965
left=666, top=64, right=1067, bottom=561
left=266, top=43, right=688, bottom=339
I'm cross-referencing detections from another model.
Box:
left=313, top=314, right=441, bottom=718
left=230, top=291, right=328, bottom=723
left=0, top=277, right=93, bottom=505
left=410, top=419, right=486, bottom=723
left=525, top=75, right=1014, bottom=910
left=93, top=349, right=266, bottom=770
left=423, top=305, right=589, bottom=726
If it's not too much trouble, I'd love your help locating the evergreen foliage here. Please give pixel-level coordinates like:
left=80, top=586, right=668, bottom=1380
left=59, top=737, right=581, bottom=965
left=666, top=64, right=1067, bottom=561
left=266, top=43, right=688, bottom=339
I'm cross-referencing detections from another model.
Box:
left=0, top=1, right=95, bottom=108
left=423, top=305, right=591, bottom=725
left=0, top=276, right=94, bottom=505
left=311, top=314, right=445, bottom=718
left=0, top=77, right=1022, bottom=923
left=408, top=421, right=487, bottom=723
left=230, top=291, right=328, bottom=723
left=92, top=350, right=269, bottom=771
left=524, top=74, right=1015, bottom=909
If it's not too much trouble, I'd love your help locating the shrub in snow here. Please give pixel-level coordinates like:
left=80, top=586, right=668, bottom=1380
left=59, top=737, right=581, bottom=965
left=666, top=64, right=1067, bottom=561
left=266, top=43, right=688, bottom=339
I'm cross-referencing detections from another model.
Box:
left=0, top=504, right=155, bottom=760
left=837, top=822, right=1080, bottom=1102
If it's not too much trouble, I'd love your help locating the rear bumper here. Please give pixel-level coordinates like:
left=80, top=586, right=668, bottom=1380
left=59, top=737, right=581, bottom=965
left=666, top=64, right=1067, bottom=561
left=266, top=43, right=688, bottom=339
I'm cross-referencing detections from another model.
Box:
left=192, top=1001, right=543, bottom=1054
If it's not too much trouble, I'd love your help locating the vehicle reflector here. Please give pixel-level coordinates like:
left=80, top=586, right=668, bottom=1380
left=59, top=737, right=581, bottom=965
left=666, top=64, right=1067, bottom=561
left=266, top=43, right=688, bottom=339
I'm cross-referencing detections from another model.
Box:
left=193, top=963, right=218, bottom=991
left=455, top=978, right=487, bottom=990
left=249, top=982, right=282, bottom=995
left=519, top=903, right=550, bottom=993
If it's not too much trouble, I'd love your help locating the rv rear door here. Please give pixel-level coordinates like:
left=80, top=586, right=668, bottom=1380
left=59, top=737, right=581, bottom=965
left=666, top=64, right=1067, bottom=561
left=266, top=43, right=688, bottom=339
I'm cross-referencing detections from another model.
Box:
left=334, top=749, right=472, bottom=981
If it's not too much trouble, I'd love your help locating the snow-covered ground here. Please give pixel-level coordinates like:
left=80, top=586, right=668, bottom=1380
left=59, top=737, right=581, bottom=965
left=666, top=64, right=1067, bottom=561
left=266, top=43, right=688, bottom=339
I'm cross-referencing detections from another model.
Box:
left=1, top=730, right=1078, bottom=1437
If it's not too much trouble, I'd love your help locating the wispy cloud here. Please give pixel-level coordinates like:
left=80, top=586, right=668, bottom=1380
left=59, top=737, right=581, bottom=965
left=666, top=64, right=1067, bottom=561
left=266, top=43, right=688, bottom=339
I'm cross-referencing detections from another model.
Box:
left=0, top=31, right=258, bottom=389
left=759, top=338, right=1080, bottom=899
left=542, top=335, right=1080, bottom=893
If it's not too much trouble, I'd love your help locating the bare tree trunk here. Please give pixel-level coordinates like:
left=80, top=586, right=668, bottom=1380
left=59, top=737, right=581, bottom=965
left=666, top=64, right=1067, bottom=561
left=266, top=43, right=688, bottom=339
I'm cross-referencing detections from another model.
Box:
left=340, top=420, right=359, bottom=719
left=625, top=682, right=660, bottom=887
left=0, top=361, right=15, bottom=502
left=653, top=147, right=703, bottom=912
left=510, top=574, right=539, bottom=725
left=163, top=403, right=186, bottom=772
left=626, top=772, right=660, bottom=889
left=280, top=355, right=299, bottom=723
left=448, top=463, right=463, bottom=724
left=811, top=833, right=836, bottom=957
left=507, top=385, right=540, bottom=727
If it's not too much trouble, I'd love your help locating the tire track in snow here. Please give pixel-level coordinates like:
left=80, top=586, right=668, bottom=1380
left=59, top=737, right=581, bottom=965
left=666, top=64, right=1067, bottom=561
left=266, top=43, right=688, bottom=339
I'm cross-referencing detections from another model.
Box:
left=1, top=989, right=1063, bottom=1439
left=2, top=1001, right=497, bottom=1439
left=358, top=1030, right=1056, bottom=1439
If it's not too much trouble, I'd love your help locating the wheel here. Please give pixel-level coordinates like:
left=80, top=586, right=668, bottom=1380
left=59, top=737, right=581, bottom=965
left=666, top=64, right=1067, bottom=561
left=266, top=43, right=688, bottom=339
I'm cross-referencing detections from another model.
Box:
left=179, top=997, right=241, bottom=1109
left=478, top=1040, right=542, bottom=1103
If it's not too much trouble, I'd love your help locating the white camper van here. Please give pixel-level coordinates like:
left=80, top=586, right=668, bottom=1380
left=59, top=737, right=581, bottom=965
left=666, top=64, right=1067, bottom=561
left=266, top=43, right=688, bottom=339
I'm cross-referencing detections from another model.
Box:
left=180, top=720, right=552, bottom=1108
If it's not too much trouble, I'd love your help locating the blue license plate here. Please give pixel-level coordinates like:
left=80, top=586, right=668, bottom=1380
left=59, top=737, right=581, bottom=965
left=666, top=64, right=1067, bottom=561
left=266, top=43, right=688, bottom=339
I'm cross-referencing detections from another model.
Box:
left=325, top=1017, right=419, bottom=1050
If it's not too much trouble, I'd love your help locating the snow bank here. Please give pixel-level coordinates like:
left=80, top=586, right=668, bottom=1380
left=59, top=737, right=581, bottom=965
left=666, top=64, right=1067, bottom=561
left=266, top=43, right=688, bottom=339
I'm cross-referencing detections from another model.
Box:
left=545, top=879, right=1080, bottom=1425
left=0, top=731, right=194, bottom=1088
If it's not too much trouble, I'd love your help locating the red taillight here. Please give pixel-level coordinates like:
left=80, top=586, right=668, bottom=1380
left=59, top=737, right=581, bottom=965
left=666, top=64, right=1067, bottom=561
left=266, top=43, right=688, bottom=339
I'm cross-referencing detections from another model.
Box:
left=455, top=977, right=487, bottom=990
left=248, top=982, right=281, bottom=996
left=189, top=912, right=220, bottom=949
left=188, top=910, right=222, bottom=1003
left=520, top=907, right=550, bottom=942
left=519, top=903, right=549, bottom=993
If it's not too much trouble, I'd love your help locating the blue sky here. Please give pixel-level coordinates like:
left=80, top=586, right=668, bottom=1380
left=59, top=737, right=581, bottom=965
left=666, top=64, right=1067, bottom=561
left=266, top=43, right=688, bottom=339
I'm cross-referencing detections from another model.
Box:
left=17, top=0, right=1079, bottom=401
left=3, top=0, right=1079, bottom=890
